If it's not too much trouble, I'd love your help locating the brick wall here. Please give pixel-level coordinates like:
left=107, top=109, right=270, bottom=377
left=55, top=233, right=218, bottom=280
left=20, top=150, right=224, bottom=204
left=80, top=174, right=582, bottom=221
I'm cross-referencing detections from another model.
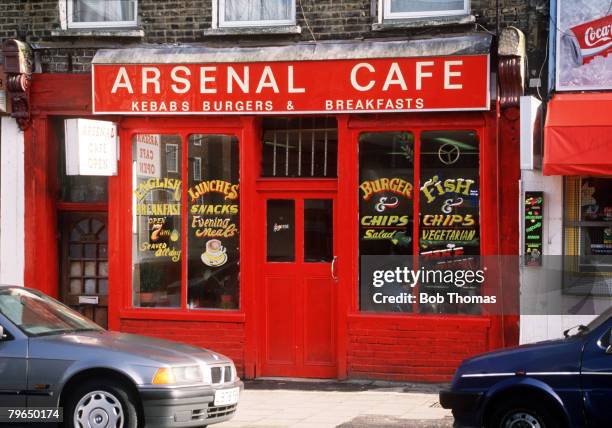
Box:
left=0, top=0, right=549, bottom=90
left=120, top=319, right=246, bottom=375
left=347, top=316, right=490, bottom=382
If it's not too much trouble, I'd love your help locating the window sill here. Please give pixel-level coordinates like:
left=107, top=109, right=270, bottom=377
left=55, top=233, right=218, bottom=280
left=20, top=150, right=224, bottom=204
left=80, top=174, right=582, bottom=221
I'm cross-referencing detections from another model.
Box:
left=119, top=309, right=246, bottom=323
left=372, top=14, right=475, bottom=31
left=203, top=25, right=301, bottom=37
left=51, top=28, right=145, bottom=38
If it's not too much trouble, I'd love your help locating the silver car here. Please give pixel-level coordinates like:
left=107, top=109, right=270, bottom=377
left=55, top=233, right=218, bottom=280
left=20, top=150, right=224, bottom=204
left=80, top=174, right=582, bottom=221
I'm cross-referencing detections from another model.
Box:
left=0, top=286, right=243, bottom=428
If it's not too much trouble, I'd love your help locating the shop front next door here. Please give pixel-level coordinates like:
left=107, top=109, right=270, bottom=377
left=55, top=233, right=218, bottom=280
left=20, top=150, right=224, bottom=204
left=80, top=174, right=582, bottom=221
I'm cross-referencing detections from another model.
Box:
left=258, top=191, right=337, bottom=378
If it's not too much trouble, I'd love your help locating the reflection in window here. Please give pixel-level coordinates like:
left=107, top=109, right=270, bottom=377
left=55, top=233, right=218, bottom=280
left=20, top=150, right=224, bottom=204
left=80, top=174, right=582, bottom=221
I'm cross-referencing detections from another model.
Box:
left=166, top=143, right=179, bottom=173
left=187, top=135, right=240, bottom=310
left=419, top=130, right=480, bottom=315
left=267, top=200, right=295, bottom=262
left=564, top=177, right=612, bottom=296
left=304, top=199, right=333, bottom=262
left=358, top=132, right=414, bottom=312
left=132, top=134, right=182, bottom=308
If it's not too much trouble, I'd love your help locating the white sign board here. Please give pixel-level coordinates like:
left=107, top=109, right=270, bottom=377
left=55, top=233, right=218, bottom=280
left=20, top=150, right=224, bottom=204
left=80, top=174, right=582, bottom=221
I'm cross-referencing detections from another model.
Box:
left=65, top=118, right=118, bottom=176
left=135, top=134, right=161, bottom=178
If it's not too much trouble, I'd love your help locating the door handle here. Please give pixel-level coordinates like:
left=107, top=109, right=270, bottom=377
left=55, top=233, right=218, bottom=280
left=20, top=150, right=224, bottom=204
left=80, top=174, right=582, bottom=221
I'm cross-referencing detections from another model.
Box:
left=331, top=256, right=338, bottom=282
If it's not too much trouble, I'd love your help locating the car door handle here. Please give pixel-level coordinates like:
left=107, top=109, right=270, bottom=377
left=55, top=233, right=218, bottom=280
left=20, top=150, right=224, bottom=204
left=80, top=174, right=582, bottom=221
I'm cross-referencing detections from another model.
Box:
left=331, top=256, right=338, bottom=282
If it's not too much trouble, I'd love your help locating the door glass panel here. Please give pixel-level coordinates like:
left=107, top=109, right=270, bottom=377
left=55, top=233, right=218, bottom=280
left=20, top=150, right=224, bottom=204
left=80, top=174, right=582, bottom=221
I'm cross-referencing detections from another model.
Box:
left=84, top=279, right=96, bottom=294
left=304, top=199, right=333, bottom=262
left=70, top=279, right=82, bottom=295
left=267, top=200, right=295, bottom=262
left=70, top=262, right=82, bottom=276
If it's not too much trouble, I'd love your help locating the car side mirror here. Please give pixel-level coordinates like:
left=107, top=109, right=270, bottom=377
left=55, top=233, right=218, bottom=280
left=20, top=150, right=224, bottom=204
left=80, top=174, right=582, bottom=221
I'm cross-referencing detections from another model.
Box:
left=0, top=326, right=7, bottom=341
left=606, top=330, right=612, bottom=354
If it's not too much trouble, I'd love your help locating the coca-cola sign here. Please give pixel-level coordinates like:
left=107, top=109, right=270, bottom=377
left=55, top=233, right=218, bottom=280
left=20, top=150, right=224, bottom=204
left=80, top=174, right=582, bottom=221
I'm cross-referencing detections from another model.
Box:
left=556, top=0, right=612, bottom=90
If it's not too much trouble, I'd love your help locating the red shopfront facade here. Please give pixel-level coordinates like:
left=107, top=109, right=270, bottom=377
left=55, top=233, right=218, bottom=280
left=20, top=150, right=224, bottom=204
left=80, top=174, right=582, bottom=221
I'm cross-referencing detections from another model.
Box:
left=24, top=37, right=520, bottom=381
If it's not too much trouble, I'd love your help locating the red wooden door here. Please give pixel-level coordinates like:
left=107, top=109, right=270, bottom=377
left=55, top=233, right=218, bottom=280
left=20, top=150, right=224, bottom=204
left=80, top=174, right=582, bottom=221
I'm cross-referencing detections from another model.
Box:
left=258, top=190, right=337, bottom=378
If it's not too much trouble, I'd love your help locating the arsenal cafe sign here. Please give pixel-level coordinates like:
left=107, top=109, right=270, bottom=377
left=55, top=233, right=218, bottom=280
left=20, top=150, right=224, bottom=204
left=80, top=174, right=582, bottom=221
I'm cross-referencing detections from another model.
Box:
left=92, top=55, right=490, bottom=115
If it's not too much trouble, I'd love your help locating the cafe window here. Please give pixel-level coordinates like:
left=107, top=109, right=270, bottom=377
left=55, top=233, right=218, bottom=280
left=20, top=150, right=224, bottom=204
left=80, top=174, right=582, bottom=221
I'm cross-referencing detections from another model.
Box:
left=261, top=117, right=337, bottom=178
left=358, top=130, right=481, bottom=314
left=67, top=0, right=138, bottom=29
left=132, top=134, right=182, bottom=308
left=132, top=133, right=241, bottom=310
left=563, top=177, right=612, bottom=296
left=218, top=0, right=295, bottom=27
left=382, top=0, right=469, bottom=20
left=187, top=135, right=240, bottom=310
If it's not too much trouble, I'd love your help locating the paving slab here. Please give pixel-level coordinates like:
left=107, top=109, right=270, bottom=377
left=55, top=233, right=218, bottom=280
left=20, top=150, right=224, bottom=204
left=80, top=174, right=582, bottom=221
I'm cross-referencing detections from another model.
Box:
left=217, top=379, right=453, bottom=428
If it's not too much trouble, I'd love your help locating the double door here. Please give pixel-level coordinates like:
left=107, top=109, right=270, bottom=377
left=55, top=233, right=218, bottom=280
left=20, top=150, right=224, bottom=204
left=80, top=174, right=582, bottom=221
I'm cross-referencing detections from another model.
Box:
left=258, top=190, right=337, bottom=378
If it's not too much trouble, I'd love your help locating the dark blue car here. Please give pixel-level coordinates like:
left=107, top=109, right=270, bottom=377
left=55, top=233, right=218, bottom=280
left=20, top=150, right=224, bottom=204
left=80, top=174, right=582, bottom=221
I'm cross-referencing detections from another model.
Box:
left=440, top=307, right=612, bottom=428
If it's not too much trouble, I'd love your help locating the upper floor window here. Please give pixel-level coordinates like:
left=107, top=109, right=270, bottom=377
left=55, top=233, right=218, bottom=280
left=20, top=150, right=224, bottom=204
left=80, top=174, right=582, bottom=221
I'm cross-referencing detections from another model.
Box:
left=218, top=0, right=295, bottom=27
left=383, top=0, right=469, bottom=20
left=68, top=0, right=137, bottom=29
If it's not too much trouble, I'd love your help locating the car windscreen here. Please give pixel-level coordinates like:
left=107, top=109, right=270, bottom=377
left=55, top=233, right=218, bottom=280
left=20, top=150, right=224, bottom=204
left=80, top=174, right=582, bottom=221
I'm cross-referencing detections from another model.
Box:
left=0, top=288, right=103, bottom=336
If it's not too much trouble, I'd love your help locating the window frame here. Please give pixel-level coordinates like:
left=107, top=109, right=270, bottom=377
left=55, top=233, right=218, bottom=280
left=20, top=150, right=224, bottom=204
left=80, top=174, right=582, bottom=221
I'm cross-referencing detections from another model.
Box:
left=382, top=0, right=469, bottom=20
left=217, top=0, right=296, bottom=28
left=67, top=0, right=138, bottom=29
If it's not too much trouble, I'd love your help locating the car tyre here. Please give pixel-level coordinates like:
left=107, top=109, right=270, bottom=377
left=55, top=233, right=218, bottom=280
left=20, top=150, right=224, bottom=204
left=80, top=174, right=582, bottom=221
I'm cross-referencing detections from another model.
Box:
left=64, top=379, right=139, bottom=428
left=488, top=397, right=559, bottom=428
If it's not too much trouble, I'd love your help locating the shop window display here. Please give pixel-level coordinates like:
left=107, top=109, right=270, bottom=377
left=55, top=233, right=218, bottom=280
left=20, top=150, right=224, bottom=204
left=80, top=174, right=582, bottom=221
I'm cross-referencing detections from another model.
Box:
left=564, top=177, right=612, bottom=296
left=187, top=135, right=240, bottom=309
left=132, top=134, right=182, bottom=308
left=131, top=134, right=241, bottom=310
left=419, top=130, right=481, bottom=314
left=358, top=130, right=481, bottom=314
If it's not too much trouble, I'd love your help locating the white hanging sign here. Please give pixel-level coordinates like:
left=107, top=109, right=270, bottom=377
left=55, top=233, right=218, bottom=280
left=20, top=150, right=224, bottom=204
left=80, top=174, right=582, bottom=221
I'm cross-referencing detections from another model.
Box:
left=65, top=118, right=118, bottom=176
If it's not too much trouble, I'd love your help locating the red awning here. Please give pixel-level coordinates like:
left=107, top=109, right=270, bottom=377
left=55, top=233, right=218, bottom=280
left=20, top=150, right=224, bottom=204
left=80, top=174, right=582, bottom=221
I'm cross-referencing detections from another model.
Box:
left=544, top=93, right=612, bottom=176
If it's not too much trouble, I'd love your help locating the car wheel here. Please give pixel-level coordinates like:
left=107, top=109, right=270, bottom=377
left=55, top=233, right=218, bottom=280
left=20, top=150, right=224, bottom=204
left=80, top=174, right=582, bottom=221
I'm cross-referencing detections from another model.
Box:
left=64, top=379, right=139, bottom=428
left=489, top=398, right=559, bottom=428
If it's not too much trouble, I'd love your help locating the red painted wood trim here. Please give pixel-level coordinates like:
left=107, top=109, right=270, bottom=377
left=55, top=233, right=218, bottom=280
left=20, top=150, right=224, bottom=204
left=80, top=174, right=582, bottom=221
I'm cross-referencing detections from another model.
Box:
left=256, top=178, right=338, bottom=192
left=57, top=202, right=109, bottom=212
left=241, top=116, right=260, bottom=379
left=31, top=74, right=92, bottom=115
left=118, top=309, right=246, bottom=323
left=24, top=117, right=59, bottom=298
left=335, top=115, right=351, bottom=379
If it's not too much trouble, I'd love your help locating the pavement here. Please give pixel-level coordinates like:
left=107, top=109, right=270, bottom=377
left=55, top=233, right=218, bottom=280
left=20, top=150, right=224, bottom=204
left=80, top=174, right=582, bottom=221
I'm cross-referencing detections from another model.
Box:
left=217, top=379, right=454, bottom=428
